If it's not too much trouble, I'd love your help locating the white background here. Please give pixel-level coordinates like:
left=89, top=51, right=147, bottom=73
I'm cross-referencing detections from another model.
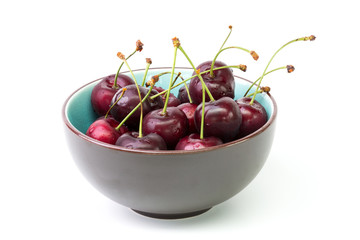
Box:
left=1, top=0, right=359, bottom=239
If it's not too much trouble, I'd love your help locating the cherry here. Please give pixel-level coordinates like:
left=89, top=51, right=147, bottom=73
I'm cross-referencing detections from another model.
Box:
left=236, top=97, right=268, bottom=138
left=194, top=97, right=242, bottom=142
left=142, top=107, right=188, bottom=149
left=177, top=102, right=197, bottom=133
left=175, top=133, right=222, bottom=150
left=109, top=84, right=163, bottom=129
left=153, top=86, right=181, bottom=107
left=177, top=83, right=190, bottom=103
left=86, top=116, right=128, bottom=144
left=188, top=60, right=235, bottom=104
left=115, top=132, right=167, bottom=150
left=90, top=74, right=134, bottom=116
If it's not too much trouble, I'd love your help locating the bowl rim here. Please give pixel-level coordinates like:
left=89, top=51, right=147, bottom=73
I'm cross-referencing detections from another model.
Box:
left=62, top=67, right=277, bottom=155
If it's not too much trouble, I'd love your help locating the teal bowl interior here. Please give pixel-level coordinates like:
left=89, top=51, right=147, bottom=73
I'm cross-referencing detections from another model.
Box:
left=65, top=68, right=274, bottom=137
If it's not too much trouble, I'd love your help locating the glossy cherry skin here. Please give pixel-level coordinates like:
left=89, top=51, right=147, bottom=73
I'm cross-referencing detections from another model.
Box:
left=189, top=61, right=235, bottom=104
left=109, top=85, right=163, bottom=129
left=175, top=133, right=223, bottom=150
left=86, top=116, right=128, bottom=145
left=91, top=74, right=134, bottom=116
left=236, top=97, right=268, bottom=138
left=115, top=132, right=167, bottom=150
left=153, top=86, right=181, bottom=107
left=194, top=97, right=242, bottom=142
left=142, top=107, right=188, bottom=149
left=177, top=83, right=190, bottom=103
left=177, top=102, right=198, bottom=134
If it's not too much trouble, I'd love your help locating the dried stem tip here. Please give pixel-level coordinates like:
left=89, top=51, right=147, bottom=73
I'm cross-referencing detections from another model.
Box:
left=146, top=75, right=159, bottom=87
left=136, top=40, right=144, bottom=52
left=286, top=65, right=295, bottom=73
left=304, top=35, right=316, bottom=41
left=172, top=37, right=180, bottom=47
left=261, top=86, right=271, bottom=93
left=239, top=64, right=247, bottom=72
left=196, top=68, right=201, bottom=75
left=250, top=50, right=259, bottom=61
left=146, top=58, right=152, bottom=64
left=117, top=52, right=125, bottom=60
left=229, top=25, right=232, bottom=29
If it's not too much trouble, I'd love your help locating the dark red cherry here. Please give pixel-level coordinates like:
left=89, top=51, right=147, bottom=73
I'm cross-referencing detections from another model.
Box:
left=177, top=83, right=190, bottom=103
left=153, top=86, right=181, bottom=107
left=86, top=116, right=128, bottom=144
left=189, top=61, right=234, bottom=104
left=115, top=132, right=167, bottom=150
left=91, top=74, right=134, bottom=116
left=177, top=102, right=198, bottom=133
left=194, top=97, right=242, bottom=142
left=142, top=107, right=188, bottom=149
left=175, top=133, right=223, bottom=150
left=236, top=97, right=268, bottom=138
left=109, top=85, right=163, bottom=129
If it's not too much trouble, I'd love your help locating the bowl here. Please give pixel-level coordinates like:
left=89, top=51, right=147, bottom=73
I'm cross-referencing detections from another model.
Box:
left=62, top=67, right=277, bottom=219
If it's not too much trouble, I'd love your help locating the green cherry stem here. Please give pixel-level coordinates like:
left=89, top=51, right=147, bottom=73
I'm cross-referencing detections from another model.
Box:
left=113, top=40, right=144, bottom=89
left=177, top=45, right=215, bottom=101
left=243, top=65, right=291, bottom=97
left=218, top=25, right=233, bottom=51
left=183, top=78, right=193, bottom=103
left=246, top=86, right=271, bottom=98
left=210, top=46, right=257, bottom=77
left=113, top=51, right=135, bottom=89
left=117, top=52, right=144, bottom=137
left=141, top=58, right=152, bottom=86
left=171, top=72, right=182, bottom=87
left=162, top=44, right=178, bottom=115
left=249, top=35, right=315, bottom=105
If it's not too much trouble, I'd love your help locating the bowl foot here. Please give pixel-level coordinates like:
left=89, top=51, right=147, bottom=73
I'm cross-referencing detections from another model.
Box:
left=131, top=207, right=212, bottom=219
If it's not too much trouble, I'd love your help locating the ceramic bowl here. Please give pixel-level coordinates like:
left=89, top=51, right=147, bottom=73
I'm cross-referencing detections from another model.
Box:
left=62, top=67, right=277, bottom=219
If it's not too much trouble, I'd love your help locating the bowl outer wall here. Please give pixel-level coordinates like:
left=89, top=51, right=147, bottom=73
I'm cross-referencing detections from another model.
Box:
left=62, top=68, right=277, bottom=214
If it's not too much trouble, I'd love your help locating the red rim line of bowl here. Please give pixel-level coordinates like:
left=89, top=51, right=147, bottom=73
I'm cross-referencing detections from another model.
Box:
left=62, top=67, right=278, bottom=155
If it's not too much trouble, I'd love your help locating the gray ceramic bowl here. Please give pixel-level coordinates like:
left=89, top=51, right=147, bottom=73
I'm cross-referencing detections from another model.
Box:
left=62, top=67, right=277, bottom=219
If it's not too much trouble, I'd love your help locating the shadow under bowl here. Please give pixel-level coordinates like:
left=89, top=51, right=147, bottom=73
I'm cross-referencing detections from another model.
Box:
left=62, top=67, right=277, bottom=219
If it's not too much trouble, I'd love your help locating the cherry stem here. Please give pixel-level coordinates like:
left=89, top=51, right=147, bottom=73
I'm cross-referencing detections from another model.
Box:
left=141, top=61, right=151, bottom=86
left=246, top=87, right=270, bottom=98
left=218, top=25, right=232, bottom=51
left=121, top=58, right=144, bottom=137
left=162, top=46, right=178, bottom=115
left=113, top=49, right=137, bottom=89
left=163, top=72, right=184, bottom=102
left=178, top=45, right=215, bottom=101
left=150, top=65, right=241, bottom=100
left=249, top=35, right=315, bottom=105
left=243, top=66, right=287, bottom=97
left=183, top=79, right=193, bottom=103
left=171, top=72, right=182, bottom=87
left=210, top=46, right=251, bottom=77
left=115, top=85, right=154, bottom=131
left=104, top=87, right=127, bottom=119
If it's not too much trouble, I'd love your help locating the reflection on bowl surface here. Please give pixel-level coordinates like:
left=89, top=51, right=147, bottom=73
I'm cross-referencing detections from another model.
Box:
left=62, top=68, right=277, bottom=219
